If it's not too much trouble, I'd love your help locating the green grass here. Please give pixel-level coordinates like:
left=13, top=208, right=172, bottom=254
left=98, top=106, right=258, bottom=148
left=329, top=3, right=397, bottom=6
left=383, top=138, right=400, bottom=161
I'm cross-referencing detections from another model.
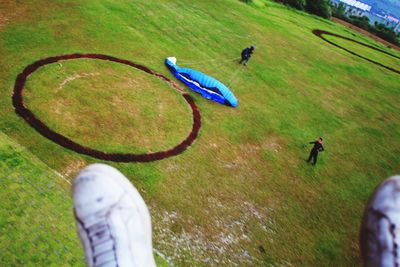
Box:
left=323, top=34, right=400, bottom=72
left=0, top=132, right=84, bottom=266
left=1, top=0, right=400, bottom=266
left=24, top=59, right=192, bottom=153
left=0, top=131, right=171, bottom=266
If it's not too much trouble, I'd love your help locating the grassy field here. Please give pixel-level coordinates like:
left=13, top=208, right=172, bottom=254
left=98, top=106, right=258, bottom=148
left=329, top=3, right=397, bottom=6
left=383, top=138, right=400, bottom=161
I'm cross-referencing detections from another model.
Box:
left=0, top=131, right=83, bottom=266
left=0, top=132, right=168, bottom=266
left=23, top=58, right=193, bottom=154
left=323, top=34, right=400, bottom=72
left=1, top=0, right=400, bottom=266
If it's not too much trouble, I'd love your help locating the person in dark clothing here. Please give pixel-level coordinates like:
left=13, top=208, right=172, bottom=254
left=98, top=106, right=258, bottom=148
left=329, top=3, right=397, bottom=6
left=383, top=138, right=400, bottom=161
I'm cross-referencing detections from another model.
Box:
left=307, top=137, right=324, bottom=165
left=239, top=45, right=255, bottom=66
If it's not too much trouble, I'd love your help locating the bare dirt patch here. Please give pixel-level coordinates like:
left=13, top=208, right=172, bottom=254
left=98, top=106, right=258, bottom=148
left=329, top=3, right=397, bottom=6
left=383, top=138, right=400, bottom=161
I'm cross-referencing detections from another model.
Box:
left=262, top=136, right=283, bottom=153
left=0, top=1, right=27, bottom=31
left=0, top=1, right=74, bottom=32
left=152, top=198, right=275, bottom=266
left=58, top=72, right=99, bottom=91
left=61, top=159, right=87, bottom=178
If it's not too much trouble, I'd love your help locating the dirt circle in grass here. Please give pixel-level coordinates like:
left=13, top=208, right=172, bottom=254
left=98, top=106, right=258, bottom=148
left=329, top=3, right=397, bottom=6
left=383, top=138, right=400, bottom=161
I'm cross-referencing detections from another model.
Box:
left=312, top=29, right=400, bottom=75
left=12, top=54, right=201, bottom=162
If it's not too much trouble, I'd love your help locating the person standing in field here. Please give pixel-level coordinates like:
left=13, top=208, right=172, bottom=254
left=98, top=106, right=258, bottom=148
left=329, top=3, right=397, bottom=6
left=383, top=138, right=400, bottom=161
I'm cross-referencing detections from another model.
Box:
left=239, top=45, right=255, bottom=66
left=307, top=137, right=324, bottom=165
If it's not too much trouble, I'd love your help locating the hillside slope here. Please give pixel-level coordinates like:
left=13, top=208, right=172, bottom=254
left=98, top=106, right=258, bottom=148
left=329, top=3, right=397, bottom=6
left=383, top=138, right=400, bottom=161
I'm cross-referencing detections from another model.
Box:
left=1, top=0, right=399, bottom=265
left=0, top=131, right=83, bottom=265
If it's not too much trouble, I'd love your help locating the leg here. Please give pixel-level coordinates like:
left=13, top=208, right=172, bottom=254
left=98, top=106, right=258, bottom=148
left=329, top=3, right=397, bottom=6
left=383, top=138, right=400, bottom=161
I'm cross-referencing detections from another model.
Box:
left=73, top=163, right=156, bottom=267
left=312, top=152, right=318, bottom=165
left=307, top=153, right=312, bottom=162
left=307, top=151, right=313, bottom=162
left=360, top=175, right=400, bottom=267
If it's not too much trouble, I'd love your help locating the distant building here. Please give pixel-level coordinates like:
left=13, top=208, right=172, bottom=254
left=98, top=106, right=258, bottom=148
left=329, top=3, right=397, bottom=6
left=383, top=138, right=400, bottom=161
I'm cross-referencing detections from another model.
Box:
left=331, top=0, right=400, bottom=32
left=386, top=15, right=399, bottom=25
left=338, top=0, right=371, bottom=12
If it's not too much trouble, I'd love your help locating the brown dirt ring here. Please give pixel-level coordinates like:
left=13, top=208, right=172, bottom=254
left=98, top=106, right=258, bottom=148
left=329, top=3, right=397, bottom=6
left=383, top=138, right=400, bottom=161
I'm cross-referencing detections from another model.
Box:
left=12, top=53, right=201, bottom=162
left=312, top=29, right=400, bottom=75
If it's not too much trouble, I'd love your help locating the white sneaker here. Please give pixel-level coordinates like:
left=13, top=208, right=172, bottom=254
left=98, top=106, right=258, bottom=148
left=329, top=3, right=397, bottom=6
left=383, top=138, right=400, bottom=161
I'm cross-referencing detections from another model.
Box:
left=73, top=163, right=156, bottom=267
left=360, top=175, right=400, bottom=267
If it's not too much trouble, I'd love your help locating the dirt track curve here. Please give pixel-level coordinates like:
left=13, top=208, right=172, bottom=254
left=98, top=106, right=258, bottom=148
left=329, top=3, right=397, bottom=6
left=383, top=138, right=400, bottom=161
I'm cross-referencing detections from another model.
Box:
left=12, top=53, right=201, bottom=163
left=313, top=29, right=400, bottom=75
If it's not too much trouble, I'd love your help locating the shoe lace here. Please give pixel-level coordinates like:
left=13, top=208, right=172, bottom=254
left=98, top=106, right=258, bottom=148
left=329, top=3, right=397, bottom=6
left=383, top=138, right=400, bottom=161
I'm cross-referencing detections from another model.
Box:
left=86, top=218, right=118, bottom=267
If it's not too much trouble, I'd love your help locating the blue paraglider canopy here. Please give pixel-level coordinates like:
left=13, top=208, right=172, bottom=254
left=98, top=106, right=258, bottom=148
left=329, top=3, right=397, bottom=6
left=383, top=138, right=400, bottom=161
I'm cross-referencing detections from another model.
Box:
left=165, top=57, right=238, bottom=107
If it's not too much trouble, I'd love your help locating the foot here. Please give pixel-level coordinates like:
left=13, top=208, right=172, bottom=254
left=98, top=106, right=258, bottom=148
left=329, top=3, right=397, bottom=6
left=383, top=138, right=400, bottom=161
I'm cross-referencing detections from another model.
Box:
left=73, top=163, right=156, bottom=267
left=360, top=175, right=400, bottom=267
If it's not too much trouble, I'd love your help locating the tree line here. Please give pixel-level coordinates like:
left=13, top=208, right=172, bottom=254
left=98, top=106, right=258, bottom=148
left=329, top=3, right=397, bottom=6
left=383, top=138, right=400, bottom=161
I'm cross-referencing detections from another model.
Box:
left=276, top=0, right=400, bottom=45
left=240, top=0, right=399, bottom=45
left=331, top=2, right=400, bottom=45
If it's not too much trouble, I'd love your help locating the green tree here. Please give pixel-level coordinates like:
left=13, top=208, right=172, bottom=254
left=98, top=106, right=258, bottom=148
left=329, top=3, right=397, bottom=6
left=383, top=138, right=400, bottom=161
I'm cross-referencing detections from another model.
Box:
left=348, top=15, right=371, bottom=30
left=331, top=2, right=347, bottom=19
left=372, top=22, right=400, bottom=45
left=306, top=0, right=332, bottom=18
left=282, top=0, right=306, bottom=10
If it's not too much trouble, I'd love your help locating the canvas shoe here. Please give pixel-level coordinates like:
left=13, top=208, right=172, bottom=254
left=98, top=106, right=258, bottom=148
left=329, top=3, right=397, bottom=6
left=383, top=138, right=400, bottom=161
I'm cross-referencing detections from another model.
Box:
left=73, top=163, right=156, bottom=267
left=360, top=175, right=400, bottom=267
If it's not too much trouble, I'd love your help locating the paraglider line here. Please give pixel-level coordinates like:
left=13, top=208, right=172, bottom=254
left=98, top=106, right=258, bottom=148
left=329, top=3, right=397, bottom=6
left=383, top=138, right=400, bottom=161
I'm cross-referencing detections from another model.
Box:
left=179, top=57, right=241, bottom=66
left=12, top=53, right=201, bottom=163
left=226, top=65, right=245, bottom=88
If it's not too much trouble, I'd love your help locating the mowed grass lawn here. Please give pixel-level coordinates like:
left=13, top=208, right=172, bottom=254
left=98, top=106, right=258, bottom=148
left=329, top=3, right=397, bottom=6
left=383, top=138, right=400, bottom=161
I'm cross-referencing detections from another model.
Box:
left=24, top=59, right=193, bottom=154
left=0, top=0, right=399, bottom=266
left=323, top=34, right=400, bottom=72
